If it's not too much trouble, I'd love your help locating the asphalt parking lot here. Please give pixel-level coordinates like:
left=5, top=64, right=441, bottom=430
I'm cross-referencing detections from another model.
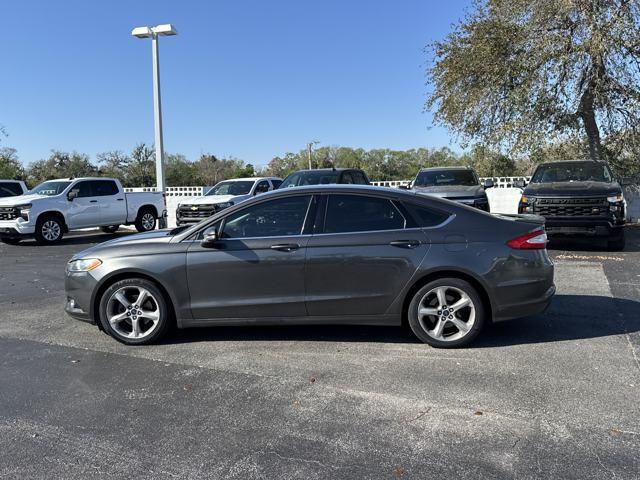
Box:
left=1, top=228, right=639, bottom=479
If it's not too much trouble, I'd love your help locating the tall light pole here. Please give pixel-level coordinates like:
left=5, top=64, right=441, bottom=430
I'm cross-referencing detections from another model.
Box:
left=131, top=24, right=177, bottom=192
left=307, top=140, right=319, bottom=170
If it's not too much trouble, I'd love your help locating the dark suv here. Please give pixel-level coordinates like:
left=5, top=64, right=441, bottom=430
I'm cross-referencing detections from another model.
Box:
left=516, top=160, right=626, bottom=250
left=279, top=168, right=370, bottom=188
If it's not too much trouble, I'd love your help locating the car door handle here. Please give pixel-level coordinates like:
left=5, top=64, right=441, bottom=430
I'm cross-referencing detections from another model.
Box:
left=117, top=198, right=124, bottom=201
left=89, top=200, right=98, bottom=203
left=270, top=243, right=300, bottom=252
left=389, top=240, right=420, bottom=249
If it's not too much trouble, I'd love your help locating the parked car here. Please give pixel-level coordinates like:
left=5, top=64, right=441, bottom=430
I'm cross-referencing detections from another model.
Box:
left=279, top=168, right=370, bottom=188
left=515, top=160, right=627, bottom=250
left=0, top=180, right=27, bottom=198
left=176, top=177, right=282, bottom=226
left=409, top=166, right=493, bottom=211
left=65, top=185, right=555, bottom=348
left=0, top=177, right=166, bottom=245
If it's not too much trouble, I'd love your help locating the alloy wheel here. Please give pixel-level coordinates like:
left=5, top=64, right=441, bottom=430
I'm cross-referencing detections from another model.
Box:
left=141, top=213, right=155, bottom=231
left=417, top=286, right=476, bottom=342
left=106, top=286, right=161, bottom=339
left=42, top=220, right=61, bottom=241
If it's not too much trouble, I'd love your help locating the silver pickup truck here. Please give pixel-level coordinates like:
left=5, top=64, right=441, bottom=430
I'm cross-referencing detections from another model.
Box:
left=0, top=177, right=167, bottom=245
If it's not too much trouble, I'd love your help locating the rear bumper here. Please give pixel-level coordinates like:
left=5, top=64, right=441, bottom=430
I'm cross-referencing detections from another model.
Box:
left=493, top=284, right=555, bottom=322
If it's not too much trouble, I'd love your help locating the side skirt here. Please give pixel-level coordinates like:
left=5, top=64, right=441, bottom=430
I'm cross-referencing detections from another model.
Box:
left=180, top=314, right=400, bottom=329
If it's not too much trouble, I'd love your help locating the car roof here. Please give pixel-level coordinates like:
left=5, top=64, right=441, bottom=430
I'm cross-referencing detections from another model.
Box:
left=536, top=160, right=605, bottom=167
left=289, top=168, right=361, bottom=173
left=261, top=183, right=413, bottom=198
left=218, top=177, right=281, bottom=182
left=419, top=166, right=474, bottom=172
left=45, top=177, right=117, bottom=182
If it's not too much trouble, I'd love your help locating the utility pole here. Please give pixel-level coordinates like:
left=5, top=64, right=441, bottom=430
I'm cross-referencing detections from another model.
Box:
left=307, top=140, right=319, bottom=170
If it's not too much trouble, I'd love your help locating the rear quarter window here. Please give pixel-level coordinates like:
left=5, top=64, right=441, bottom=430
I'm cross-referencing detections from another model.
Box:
left=403, top=202, right=450, bottom=227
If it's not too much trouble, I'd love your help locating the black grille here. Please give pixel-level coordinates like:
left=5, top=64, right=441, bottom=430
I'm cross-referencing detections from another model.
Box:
left=0, top=207, right=18, bottom=221
left=533, top=197, right=607, bottom=217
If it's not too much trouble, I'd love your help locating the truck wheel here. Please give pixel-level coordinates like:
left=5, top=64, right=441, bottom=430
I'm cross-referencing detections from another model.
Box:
left=1, top=238, right=21, bottom=245
left=135, top=209, right=156, bottom=233
left=607, top=230, right=626, bottom=251
left=35, top=215, right=64, bottom=245
left=101, top=225, right=120, bottom=234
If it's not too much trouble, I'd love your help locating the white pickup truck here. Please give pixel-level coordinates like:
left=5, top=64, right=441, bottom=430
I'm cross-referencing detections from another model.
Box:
left=175, top=177, right=282, bottom=226
left=0, top=177, right=166, bottom=245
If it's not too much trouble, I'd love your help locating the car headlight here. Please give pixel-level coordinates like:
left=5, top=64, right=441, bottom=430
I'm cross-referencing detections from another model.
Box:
left=15, top=204, right=32, bottom=220
left=518, top=195, right=533, bottom=214
left=607, top=194, right=624, bottom=203
left=67, top=258, right=102, bottom=272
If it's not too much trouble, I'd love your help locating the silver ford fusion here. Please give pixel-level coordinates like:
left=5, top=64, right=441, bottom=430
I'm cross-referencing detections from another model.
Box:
left=65, top=185, right=555, bottom=348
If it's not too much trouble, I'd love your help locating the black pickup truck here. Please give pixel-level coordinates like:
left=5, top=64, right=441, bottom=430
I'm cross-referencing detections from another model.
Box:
left=516, top=160, right=626, bottom=250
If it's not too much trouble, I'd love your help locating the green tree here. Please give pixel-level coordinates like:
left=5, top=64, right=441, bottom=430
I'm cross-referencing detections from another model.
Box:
left=0, top=147, right=24, bottom=180
left=97, top=150, right=130, bottom=183
left=427, top=0, right=640, bottom=163
left=165, top=153, right=199, bottom=186
left=126, top=143, right=156, bottom=187
left=26, top=150, right=96, bottom=185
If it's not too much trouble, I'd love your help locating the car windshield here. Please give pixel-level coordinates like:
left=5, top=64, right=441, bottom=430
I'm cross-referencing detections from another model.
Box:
left=280, top=171, right=340, bottom=188
left=31, top=181, right=72, bottom=196
left=413, top=170, right=478, bottom=187
left=531, top=162, right=613, bottom=183
left=207, top=181, right=254, bottom=196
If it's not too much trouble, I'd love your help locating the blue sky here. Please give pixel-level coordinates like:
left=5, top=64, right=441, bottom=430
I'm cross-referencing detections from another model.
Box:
left=1, top=0, right=471, bottom=168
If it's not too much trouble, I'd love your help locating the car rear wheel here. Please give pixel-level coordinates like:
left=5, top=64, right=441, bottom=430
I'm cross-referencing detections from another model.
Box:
left=98, top=278, right=171, bottom=345
left=135, top=208, right=156, bottom=233
left=101, top=225, right=120, bottom=234
left=408, top=278, right=485, bottom=348
left=35, top=215, right=64, bottom=245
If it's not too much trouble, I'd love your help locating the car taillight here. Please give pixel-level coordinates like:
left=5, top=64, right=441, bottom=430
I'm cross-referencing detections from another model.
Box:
left=507, top=229, right=547, bottom=249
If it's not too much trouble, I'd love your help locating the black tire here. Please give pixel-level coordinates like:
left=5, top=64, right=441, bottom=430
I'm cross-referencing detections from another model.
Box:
left=98, top=278, right=172, bottom=345
left=607, top=229, right=625, bottom=251
left=101, top=225, right=120, bottom=234
left=1, top=238, right=21, bottom=245
left=135, top=208, right=157, bottom=233
left=34, top=214, right=64, bottom=245
left=407, top=277, right=485, bottom=348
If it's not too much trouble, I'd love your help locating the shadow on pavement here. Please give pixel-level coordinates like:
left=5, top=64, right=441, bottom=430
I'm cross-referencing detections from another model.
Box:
left=547, top=226, right=640, bottom=253
left=161, top=294, right=640, bottom=348
left=12, top=231, right=135, bottom=247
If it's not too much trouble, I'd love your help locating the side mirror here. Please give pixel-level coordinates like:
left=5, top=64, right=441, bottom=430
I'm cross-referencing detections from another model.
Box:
left=201, top=230, right=219, bottom=248
left=513, top=179, right=526, bottom=188
left=67, top=190, right=79, bottom=201
left=483, top=179, right=494, bottom=189
left=398, top=184, right=409, bottom=190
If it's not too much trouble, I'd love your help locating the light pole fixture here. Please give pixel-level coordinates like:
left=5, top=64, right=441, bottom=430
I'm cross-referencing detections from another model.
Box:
left=131, top=24, right=177, bottom=192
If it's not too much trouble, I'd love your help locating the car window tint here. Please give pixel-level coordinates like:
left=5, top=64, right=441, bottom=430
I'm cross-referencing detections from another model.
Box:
left=255, top=181, right=270, bottom=194
left=352, top=171, right=368, bottom=184
left=0, top=182, right=23, bottom=197
left=222, top=195, right=312, bottom=238
left=403, top=202, right=450, bottom=227
left=73, top=181, right=95, bottom=198
left=342, top=172, right=355, bottom=184
left=271, top=179, right=283, bottom=189
left=324, top=194, right=405, bottom=233
left=94, top=180, right=119, bottom=196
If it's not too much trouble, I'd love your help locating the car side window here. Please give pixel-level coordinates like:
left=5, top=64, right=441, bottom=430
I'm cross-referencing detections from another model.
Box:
left=0, top=182, right=23, bottom=197
left=324, top=194, right=406, bottom=234
left=72, top=181, right=95, bottom=198
left=94, top=180, right=119, bottom=196
left=342, top=172, right=355, bottom=184
left=403, top=202, right=450, bottom=227
left=221, top=195, right=312, bottom=238
left=352, top=171, right=368, bottom=184
left=271, top=179, right=283, bottom=189
left=254, top=180, right=270, bottom=194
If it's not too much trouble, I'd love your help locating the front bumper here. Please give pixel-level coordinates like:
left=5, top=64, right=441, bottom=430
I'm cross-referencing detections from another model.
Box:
left=0, top=219, right=36, bottom=237
left=64, top=271, right=99, bottom=324
left=544, top=218, right=624, bottom=237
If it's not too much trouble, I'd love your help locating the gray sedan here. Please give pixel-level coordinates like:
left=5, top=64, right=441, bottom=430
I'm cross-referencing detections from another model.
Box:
left=65, top=185, right=555, bottom=348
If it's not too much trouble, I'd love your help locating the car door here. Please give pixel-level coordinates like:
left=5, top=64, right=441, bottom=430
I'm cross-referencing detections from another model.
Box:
left=66, top=180, right=102, bottom=228
left=186, top=194, right=315, bottom=320
left=94, top=180, right=126, bottom=225
left=305, top=193, right=429, bottom=316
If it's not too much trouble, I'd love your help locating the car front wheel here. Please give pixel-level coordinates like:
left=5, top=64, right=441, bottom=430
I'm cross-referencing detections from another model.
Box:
left=98, top=278, right=171, bottom=345
left=408, top=278, right=485, bottom=348
left=35, top=215, right=64, bottom=245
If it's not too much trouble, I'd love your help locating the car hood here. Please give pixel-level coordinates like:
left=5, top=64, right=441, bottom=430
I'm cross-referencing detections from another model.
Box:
left=523, top=181, right=621, bottom=197
left=0, top=194, right=49, bottom=207
left=180, top=194, right=247, bottom=205
left=412, top=185, right=485, bottom=198
left=72, top=229, right=174, bottom=259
